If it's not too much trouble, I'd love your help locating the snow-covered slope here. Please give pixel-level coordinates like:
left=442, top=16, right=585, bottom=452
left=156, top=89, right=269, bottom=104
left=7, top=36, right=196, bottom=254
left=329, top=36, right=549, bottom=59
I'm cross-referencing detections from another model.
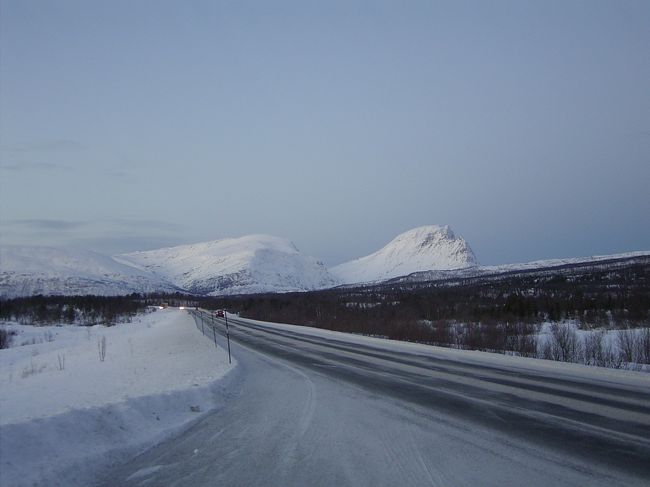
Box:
left=118, top=235, right=338, bottom=295
left=0, top=246, right=178, bottom=298
left=331, top=225, right=478, bottom=284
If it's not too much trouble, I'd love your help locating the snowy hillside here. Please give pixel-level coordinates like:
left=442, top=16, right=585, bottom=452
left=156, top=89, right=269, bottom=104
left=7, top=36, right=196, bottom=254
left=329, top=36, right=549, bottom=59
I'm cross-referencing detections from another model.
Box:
left=118, top=235, right=339, bottom=295
left=0, top=246, right=178, bottom=298
left=331, top=225, right=478, bottom=284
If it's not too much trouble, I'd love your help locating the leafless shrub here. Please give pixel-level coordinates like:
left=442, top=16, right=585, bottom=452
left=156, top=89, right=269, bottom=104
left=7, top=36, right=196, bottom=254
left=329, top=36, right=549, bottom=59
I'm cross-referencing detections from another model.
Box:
left=482, top=321, right=507, bottom=353
left=508, top=323, right=538, bottom=357
left=0, top=329, right=16, bottom=349
left=57, top=353, right=66, bottom=371
left=450, top=323, right=464, bottom=348
left=637, top=328, right=650, bottom=365
left=582, top=331, right=621, bottom=367
left=21, top=360, right=46, bottom=378
left=617, top=328, right=637, bottom=364
left=539, top=339, right=553, bottom=360
left=547, top=324, right=582, bottom=363
left=98, top=336, right=107, bottom=362
left=461, top=323, right=483, bottom=350
left=431, top=321, right=453, bottom=346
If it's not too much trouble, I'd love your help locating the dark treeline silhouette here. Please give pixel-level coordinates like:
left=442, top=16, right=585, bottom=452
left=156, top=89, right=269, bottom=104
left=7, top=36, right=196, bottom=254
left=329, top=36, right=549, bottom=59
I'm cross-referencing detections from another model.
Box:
left=0, top=294, right=150, bottom=326
left=211, top=260, right=649, bottom=331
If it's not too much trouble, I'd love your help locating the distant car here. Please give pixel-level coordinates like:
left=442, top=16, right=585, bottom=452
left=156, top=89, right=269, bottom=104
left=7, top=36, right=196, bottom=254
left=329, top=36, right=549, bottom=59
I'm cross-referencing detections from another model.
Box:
left=215, top=309, right=225, bottom=318
left=179, top=306, right=185, bottom=310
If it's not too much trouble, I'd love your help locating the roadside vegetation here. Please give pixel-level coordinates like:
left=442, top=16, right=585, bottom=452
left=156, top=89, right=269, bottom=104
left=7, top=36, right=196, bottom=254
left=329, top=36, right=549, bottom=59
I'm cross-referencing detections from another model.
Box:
left=0, top=294, right=150, bottom=327
left=209, top=260, right=650, bottom=369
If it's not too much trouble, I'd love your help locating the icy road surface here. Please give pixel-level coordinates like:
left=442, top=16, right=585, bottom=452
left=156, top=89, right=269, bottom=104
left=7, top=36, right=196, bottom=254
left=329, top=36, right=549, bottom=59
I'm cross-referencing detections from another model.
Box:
left=101, top=310, right=650, bottom=487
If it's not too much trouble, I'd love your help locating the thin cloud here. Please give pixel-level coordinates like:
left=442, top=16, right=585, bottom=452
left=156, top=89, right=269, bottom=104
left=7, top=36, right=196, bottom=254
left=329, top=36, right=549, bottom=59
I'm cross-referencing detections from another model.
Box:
left=107, top=219, right=185, bottom=233
left=74, top=236, right=187, bottom=254
left=0, top=161, right=73, bottom=172
left=0, top=219, right=187, bottom=254
left=2, top=219, right=89, bottom=231
left=0, top=139, right=83, bottom=153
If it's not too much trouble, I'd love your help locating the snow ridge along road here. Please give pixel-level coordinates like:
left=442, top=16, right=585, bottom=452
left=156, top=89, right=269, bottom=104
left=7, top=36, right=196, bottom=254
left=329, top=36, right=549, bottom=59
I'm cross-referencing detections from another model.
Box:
left=104, top=310, right=650, bottom=487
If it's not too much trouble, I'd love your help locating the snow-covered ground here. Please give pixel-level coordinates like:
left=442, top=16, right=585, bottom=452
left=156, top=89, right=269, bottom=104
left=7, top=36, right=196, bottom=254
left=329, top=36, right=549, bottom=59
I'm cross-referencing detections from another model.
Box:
left=0, top=309, right=236, bottom=487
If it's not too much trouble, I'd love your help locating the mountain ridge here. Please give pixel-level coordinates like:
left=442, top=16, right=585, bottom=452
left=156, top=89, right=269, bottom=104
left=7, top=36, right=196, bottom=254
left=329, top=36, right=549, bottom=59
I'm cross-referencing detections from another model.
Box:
left=330, top=225, right=478, bottom=284
left=2, top=227, right=647, bottom=298
left=118, top=234, right=337, bottom=296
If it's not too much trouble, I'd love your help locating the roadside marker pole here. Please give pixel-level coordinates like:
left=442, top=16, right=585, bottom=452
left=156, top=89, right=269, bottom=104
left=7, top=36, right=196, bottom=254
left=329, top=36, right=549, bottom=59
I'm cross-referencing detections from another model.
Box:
left=224, top=311, right=232, bottom=364
left=211, top=312, right=218, bottom=347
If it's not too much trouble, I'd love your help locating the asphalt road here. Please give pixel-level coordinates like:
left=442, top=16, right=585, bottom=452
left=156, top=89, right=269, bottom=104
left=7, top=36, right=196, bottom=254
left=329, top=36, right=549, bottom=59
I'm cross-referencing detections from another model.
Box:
left=99, top=311, right=650, bottom=486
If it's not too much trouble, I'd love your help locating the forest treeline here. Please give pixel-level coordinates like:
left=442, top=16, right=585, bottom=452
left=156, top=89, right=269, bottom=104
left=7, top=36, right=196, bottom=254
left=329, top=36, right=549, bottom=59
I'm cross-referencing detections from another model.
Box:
left=212, top=260, right=649, bottom=330
left=0, top=294, right=151, bottom=326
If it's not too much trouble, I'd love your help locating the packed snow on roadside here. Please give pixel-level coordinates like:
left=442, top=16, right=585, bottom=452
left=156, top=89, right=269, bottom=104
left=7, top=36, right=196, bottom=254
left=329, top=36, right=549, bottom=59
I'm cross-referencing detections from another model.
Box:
left=0, top=308, right=236, bottom=487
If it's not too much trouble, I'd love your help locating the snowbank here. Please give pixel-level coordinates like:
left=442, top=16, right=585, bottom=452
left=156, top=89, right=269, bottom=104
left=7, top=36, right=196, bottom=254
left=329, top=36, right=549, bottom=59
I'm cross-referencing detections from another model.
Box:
left=0, top=309, right=236, bottom=487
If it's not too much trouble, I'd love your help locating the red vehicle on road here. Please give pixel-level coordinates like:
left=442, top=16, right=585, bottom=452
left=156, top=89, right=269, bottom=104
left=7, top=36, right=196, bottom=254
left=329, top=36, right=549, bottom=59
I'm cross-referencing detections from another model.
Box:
left=215, top=309, right=225, bottom=318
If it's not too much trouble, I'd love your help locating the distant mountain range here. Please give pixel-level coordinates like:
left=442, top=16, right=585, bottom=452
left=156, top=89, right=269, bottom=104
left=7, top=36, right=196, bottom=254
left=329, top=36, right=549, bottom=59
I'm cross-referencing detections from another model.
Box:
left=1, top=225, right=647, bottom=297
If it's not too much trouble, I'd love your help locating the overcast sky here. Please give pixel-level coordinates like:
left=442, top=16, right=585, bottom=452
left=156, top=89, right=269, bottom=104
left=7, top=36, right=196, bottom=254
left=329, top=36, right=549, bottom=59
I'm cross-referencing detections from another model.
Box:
left=1, top=0, right=649, bottom=266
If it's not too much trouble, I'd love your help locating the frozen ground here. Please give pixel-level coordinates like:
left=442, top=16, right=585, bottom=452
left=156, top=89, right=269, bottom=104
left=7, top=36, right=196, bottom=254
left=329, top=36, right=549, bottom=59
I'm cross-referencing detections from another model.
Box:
left=0, top=309, right=236, bottom=487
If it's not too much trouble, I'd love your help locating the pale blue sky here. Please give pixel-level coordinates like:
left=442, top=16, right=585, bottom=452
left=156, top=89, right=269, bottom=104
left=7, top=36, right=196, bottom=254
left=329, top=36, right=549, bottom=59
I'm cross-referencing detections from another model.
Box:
left=1, top=0, right=649, bottom=265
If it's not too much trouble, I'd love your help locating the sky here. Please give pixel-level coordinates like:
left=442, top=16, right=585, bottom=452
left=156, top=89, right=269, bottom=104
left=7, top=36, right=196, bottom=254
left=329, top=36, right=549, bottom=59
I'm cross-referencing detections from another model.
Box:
left=1, top=0, right=649, bottom=266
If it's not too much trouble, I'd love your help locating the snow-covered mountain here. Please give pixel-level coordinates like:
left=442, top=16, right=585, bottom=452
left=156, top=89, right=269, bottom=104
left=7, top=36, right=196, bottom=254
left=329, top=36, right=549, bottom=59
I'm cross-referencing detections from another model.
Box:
left=117, top=235, right=338, bottom=296
left=2, top=227, right=648, bottom=297
left=0, top=246, right=178, bottom=298
left=1, top=236, right=338, bottom=297
left=331, top=225, right=478, bottom=284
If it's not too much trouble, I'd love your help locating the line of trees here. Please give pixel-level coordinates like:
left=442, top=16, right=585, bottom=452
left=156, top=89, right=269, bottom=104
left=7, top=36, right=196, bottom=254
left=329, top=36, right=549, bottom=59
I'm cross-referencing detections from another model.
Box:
left=219, top=260, right=649, bottom=330
left=0, top=294, right=150, bottom=326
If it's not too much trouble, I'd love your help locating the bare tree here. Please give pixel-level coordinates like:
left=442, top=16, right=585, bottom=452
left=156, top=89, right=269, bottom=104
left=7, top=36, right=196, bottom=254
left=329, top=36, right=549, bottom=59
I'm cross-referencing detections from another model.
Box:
left=584, top=330, right=619, bottom=367
left=617, top=328, right=637, bottom=364
left=508, top=323, right=538, bottom=358
left=548, top=324, right=582, bottom=363
left=637, top=328, right=650, bottom=365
